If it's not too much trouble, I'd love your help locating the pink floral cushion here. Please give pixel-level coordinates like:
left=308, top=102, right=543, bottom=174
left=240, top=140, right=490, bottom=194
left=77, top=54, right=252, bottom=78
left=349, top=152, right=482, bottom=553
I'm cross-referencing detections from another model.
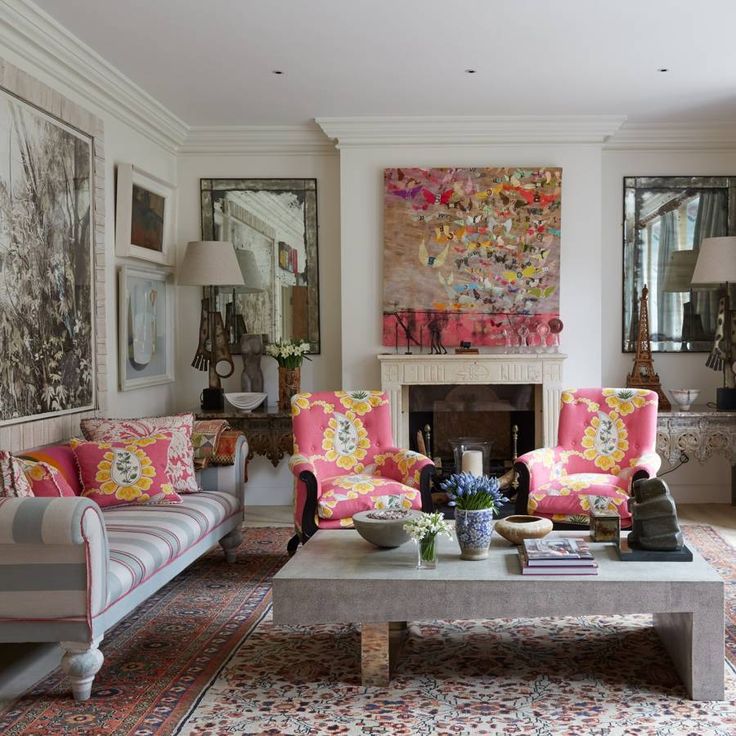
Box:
left=528, top=473, right=632, bottom=526
left=18, top=445, right=82, bottom=494
left=81, top=415, right=198, bottom=494
left=317, top=474, right=421, bottom=520
left=0, top=451, right=33, bottom=498
left=20, top=459, right=76, bottom=498
left=71, top=435, right=182, bottom=508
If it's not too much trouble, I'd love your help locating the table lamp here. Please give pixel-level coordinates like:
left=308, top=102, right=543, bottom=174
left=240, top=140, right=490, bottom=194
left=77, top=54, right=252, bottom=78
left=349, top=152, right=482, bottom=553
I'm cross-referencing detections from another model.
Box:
left=179, top=241, right=245, bottom=410
left=691, top=236, right=736, bottom=410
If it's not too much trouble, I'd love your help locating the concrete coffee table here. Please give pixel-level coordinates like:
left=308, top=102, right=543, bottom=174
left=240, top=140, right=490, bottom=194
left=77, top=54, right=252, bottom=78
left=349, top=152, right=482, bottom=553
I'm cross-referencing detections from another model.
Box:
left=272, top=530, right=724, bottom=700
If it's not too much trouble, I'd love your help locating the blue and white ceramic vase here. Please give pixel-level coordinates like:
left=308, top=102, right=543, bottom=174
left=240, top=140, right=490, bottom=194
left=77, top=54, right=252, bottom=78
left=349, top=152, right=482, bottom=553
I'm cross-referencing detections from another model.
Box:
left=455, top=508, right=494, bottom=560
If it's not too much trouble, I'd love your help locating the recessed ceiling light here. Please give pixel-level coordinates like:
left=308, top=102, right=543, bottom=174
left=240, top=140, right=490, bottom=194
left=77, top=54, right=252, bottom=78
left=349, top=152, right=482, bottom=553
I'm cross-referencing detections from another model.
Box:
left=657, top=68, right=669, bottom=72
left=465, top=69, right=477, bottom=74
left=272, top=70, right=285, bottom=75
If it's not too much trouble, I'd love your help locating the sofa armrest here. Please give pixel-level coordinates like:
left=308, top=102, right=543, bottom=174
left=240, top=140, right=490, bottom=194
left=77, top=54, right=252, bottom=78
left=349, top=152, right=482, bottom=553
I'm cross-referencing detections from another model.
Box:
left=0, top=497, right=109, bottom=622
left=196, top=435, right=247, bottom=506
left=373, top=447, right=434, bottom=488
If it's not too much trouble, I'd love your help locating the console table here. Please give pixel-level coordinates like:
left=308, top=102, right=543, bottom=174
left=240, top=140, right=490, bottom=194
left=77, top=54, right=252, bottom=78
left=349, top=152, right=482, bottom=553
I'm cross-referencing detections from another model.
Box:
left=656, top=407, right=736, bottom=504
left=194, top=406, right=293, bottom=468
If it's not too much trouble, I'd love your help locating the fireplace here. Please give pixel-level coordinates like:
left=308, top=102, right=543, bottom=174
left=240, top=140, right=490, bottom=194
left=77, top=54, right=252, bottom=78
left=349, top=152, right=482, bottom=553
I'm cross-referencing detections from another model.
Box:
left=378, top=353, right=566, bottom=461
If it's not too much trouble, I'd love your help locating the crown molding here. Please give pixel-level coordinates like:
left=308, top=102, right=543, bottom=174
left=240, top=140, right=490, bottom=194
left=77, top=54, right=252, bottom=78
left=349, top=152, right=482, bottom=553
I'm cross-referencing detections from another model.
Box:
left=0, top=0, right=188, bottom=152
left=315, top=115, right=628, bottom=147
left=605, top=122, right=736, bottom=150
left=180, top=124, right=336, bottom=155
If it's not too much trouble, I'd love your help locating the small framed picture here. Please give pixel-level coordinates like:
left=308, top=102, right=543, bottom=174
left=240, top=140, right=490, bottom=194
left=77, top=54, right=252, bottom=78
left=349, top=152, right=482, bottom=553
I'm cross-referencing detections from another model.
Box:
left=115, top=163, right=175, bottom=265
left=118, top=266, right=175, bottom=391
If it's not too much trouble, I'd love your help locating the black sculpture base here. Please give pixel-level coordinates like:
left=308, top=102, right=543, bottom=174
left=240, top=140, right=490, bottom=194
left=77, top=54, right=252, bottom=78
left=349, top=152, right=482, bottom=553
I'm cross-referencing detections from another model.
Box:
left=717, top=387, right=736, bottom=411
left=618, top=538, right=693, bottom=562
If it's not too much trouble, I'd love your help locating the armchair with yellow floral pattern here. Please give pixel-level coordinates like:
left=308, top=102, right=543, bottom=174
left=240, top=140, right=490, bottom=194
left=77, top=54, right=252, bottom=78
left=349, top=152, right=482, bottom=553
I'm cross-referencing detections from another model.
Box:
left=513, top=388, right=660, bottom=528
left=287, top=390, right=435, bottom=553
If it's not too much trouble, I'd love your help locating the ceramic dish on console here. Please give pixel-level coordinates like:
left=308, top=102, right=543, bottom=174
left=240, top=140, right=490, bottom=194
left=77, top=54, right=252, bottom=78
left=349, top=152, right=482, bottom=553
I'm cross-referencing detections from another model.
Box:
left=493, top=515, right=553, bottom=545
left=225, top=392, right=268, bottom=411
left=353, top=509, right=423, bottom=548
left=669, top=389, right=699, bottom=411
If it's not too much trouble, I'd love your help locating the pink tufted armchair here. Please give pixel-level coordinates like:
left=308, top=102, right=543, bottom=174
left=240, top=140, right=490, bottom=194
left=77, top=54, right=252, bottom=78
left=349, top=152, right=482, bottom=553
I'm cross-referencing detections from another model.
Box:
left=513, top=388, right=660, bottom=528
left=287, top=390, right=435, bottom=553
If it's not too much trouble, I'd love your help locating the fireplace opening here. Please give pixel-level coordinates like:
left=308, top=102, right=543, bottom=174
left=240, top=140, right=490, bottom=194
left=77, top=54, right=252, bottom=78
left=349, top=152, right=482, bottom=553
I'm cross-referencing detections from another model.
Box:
left=408, top=384, right=537, bottom=477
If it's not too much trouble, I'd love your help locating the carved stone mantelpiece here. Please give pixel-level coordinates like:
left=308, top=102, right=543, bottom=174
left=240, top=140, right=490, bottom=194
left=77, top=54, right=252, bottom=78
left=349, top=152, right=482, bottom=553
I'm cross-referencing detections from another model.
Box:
left=378, top=352, right=567, bottom=450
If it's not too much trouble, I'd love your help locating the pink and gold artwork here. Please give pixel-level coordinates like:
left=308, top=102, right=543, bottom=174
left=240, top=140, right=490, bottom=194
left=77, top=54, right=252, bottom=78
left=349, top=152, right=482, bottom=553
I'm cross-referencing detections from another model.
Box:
left=383, top=167, right=562, bottom=348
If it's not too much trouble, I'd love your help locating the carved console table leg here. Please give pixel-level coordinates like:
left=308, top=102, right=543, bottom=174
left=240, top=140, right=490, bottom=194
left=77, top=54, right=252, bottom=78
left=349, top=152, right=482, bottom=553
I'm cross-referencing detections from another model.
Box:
left=60, top=637, right=104, bottom=701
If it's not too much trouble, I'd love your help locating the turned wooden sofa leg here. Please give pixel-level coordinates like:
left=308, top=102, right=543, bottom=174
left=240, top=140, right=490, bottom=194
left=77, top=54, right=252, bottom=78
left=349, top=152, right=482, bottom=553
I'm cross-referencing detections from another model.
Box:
left=60, top=638, right=104, bottom=701
left=219, top=528, right=243, bottom=564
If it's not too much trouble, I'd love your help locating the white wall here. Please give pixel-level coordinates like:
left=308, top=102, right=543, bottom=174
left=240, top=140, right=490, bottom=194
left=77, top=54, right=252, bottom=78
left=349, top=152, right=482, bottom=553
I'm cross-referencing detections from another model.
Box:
left=175, top=151, right=341, bottom=504
left=602, top=148, right=736, bottom=503
left=338, top=144, right=605, bottom=390
left=0, top=47, right=178, bottom=424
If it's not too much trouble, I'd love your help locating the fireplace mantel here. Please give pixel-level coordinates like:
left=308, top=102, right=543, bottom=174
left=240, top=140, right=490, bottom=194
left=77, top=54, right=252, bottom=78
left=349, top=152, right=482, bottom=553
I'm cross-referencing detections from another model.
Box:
left=378, top=352, right=567, bottom=451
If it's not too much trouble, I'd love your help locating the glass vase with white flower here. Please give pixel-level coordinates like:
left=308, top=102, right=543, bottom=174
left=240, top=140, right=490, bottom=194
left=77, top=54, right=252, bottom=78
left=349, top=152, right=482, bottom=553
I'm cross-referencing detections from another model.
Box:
left=266, top=339, right=311, bottom=410
left=403, top=511, right=453, bottom=569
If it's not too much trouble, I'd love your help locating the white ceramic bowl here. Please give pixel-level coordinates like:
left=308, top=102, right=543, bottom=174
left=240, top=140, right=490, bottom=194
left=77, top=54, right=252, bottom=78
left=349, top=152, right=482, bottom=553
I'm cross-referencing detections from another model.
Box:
left=669, top=389, right=699, bottom=411
left=225, top=392, right=267, bottom=411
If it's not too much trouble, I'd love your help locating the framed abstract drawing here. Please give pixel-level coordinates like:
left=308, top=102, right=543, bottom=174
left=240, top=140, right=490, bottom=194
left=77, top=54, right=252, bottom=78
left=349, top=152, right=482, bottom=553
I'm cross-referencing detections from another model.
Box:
left=116, top=163, right=175, bottom=266
left=118, top=265, right=175, bottom=391
left=383, top=167, right=562, bottom=348
left=0, top=84, right=98, bottom=424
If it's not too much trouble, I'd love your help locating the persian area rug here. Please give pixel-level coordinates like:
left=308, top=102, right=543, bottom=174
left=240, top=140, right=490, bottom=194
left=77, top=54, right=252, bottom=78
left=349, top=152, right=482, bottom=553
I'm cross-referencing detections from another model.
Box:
left=1, top=526, right=736, bottom=736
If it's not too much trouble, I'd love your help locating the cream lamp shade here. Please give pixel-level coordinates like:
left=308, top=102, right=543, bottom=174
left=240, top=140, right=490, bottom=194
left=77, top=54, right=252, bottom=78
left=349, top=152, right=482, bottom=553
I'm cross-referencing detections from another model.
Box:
left=178, top=240, right=245, bottom=287
left=662, top=250, right=698, bottom=293
left=691, top=236, right=736, bottom=286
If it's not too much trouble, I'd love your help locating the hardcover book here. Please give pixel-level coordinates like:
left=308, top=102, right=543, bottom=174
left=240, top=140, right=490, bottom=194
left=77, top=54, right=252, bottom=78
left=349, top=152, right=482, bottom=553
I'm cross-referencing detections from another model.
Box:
left=518, top=547, right=599, bottom=575
left=523, top=538, right=594, bottom=563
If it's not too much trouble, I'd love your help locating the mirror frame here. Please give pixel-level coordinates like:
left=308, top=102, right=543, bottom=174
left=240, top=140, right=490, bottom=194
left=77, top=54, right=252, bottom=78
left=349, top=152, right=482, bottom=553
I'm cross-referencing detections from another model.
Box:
left=622, top=175, right=736, bottom=353
left=200, top=177, right=320, bottom=354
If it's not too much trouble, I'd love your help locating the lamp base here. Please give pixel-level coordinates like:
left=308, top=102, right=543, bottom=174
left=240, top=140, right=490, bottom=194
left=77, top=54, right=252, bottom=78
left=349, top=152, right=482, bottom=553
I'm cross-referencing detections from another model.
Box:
left=716, top=387, right=736, bottom=411
left=201, top=387, right=224, bottom=411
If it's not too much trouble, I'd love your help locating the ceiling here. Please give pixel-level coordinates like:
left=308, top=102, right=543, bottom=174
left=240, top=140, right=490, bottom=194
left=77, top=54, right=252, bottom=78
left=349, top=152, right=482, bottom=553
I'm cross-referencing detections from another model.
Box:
left=33, top=0, right=736, bottom=127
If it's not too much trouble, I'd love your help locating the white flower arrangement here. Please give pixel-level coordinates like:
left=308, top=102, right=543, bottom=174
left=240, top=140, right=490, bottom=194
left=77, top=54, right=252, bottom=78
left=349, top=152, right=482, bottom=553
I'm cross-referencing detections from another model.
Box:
left=265, top=339, right=311, bottom=369
left=403, top=511, right=453, bottom=543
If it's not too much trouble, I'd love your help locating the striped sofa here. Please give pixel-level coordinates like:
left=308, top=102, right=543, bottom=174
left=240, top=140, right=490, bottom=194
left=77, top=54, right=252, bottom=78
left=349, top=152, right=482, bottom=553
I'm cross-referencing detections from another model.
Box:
left=0, top=436, right=247, bottom=701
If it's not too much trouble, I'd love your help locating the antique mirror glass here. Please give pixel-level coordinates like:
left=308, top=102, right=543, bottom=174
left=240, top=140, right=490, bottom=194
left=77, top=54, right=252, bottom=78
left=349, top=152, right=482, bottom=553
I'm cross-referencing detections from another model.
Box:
left=623, top=176, right=736, bottom=352
left=200, top=178, right=320, bottom=353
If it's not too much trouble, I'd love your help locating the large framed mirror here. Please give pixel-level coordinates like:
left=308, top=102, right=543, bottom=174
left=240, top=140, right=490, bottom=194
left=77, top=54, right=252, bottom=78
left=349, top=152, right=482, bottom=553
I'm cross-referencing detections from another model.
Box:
left=200, top=178, right=320, bottom=353
left=623, top=176, right=736, bottom=352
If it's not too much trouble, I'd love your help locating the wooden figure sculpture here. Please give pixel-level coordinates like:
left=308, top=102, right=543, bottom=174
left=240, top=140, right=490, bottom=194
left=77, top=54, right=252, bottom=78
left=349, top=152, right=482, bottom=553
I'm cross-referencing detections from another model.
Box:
left=626, top=285, right=670, bottom=410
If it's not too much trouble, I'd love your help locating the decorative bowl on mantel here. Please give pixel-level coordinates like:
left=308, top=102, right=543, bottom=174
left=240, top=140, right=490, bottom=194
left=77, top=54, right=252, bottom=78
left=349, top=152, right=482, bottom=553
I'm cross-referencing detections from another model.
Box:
left=669, top=389, right=699, bottom=412
left=353, top=509, right=422, bottom=548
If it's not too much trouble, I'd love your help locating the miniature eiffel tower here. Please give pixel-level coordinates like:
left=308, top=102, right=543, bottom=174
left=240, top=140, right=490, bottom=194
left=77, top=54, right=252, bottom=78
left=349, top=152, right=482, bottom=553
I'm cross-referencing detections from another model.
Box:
left=626, top=285, right=670, bottom=410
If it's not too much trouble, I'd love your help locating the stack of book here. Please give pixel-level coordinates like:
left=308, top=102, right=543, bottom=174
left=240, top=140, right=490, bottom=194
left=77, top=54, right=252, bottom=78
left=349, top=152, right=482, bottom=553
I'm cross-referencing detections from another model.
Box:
left=518, top=537, right=598, bottom=575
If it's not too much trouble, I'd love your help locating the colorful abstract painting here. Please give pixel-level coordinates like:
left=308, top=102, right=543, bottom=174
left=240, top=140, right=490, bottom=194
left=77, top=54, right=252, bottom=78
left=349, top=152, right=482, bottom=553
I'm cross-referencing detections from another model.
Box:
left=383, top=167, right=562, bottom=348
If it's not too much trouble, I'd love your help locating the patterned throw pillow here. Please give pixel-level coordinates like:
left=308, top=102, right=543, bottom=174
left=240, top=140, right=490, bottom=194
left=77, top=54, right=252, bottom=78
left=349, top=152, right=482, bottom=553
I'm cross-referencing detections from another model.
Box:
left=81, top=415, right=198, bottom=494
left=70, top=435, right=182, bottom=509
left=18, top=445, right=82, bottom=494
left=20, top=459, right=76, bottom=498
left=0, top=451, right=33, bottom=498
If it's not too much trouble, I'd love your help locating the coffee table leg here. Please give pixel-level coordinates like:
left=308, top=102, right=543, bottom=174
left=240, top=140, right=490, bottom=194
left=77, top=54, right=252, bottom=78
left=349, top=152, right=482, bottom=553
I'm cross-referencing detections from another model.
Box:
left=653, top=611, right=725, bottom=700
left=361, top=622, right=408, bottom=686
left=361, top=623, right=389, bottom=686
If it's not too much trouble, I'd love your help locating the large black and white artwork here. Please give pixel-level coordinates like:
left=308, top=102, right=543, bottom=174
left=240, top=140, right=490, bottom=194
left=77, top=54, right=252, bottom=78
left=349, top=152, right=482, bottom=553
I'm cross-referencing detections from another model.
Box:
left=0, top=88, right=94, bottom=423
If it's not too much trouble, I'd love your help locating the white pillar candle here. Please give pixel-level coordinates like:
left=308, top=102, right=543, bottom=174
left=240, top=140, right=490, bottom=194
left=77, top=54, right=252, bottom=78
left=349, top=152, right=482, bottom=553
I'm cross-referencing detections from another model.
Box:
left=461, top=450, right=483, bottom=476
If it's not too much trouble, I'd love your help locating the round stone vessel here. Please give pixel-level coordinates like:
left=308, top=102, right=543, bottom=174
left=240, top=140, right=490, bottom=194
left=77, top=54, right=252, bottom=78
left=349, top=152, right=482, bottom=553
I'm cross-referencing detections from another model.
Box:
left=353, top=509, right=422, bottom=548
left=494, top=515, right=553, bottom=545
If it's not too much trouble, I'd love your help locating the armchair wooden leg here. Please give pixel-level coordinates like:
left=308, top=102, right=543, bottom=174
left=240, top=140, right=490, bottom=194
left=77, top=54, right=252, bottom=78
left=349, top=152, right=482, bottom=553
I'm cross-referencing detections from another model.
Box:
left=60, top=638, right=104, bottom=701
left=287, top=534, right=300, bottom=556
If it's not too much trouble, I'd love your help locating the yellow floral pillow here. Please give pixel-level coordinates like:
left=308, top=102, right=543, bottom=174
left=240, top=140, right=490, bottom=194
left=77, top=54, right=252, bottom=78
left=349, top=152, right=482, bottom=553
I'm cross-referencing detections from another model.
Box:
left=70, top=434, right=181, bottom=508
